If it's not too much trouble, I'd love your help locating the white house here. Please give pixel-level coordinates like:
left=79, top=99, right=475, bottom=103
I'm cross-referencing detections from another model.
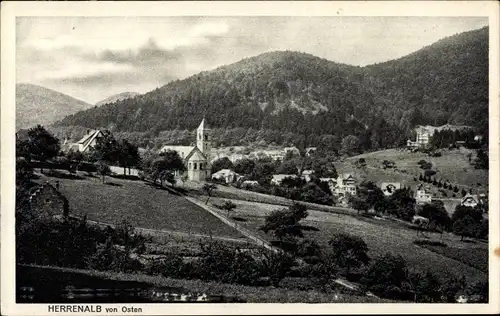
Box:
left=380, top=182, right=401, bottom=196
left=334, top=173, right=357, bottom=197
left=271, top=174, right=298, bottom=186
left=211, top=169, right=242, bottom=184
left=461, top=193, right=480, bottom=208
left=158, top=118, right=212, bottom=182
left=415, top=184, right=432, bottom=204
left=69, top=129, right=105, bottom=153
left=301, top=170, right=314, bottom=182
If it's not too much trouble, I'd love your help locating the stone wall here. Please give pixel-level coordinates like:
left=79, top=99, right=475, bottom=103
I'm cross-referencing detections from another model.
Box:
left=29, top=181, right=69, bottom=217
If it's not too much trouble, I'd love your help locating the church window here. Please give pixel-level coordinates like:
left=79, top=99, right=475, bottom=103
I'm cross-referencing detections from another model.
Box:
left=200, top=163, right=203, bottom=169
left=189, top=163, right=192, bottom=169
left=194, top=163, right=197, bottom=170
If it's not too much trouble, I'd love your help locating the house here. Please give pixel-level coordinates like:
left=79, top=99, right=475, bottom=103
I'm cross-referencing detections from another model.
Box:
left=29, top=181, right=69, bottom=218
left=461, top=193, right=480, bottom=208
left=271, top=174, right=298, bottom=186
left=407, top=124, right=472, bottom=149
left=211, top=169, right=242, bottom=184
left=158, top=118, right=212, bottom=182
left=334, top=173, right=357, bottom=197
left=301, top=170, right=314, bottom=182
left=381, top=182, right=401, bottom=196
left=284, top=146, right=301, bottom=157
left=241, top=180, right=259, bottom=189
left=415, top=184, right=432, bottom=204
left=305, top=147, right=317, bottom=157
left=69, top=129, right=105, bottom=153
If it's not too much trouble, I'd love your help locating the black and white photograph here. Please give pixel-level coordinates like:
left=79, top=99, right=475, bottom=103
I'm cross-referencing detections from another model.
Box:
left=1, top=1, right=499, bottom=315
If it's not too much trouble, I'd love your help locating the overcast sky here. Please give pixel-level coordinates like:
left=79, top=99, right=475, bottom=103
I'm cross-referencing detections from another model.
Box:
left=17, top=16, right=488, bottom=104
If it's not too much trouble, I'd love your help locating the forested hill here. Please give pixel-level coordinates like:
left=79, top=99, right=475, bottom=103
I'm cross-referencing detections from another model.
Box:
left=16, top=84, right=92, bottom=130
left=55, top=26, right=488, bottom=148
left=364, top=26, right=489, bottom=134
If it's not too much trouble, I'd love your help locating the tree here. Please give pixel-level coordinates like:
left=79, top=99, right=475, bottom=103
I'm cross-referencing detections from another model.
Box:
left=202, top=183, right=217, bottom=204
left=474, top=148, right=488, bottom=169
left=97, top=160, right=111, bottom=183
left=328, top=233, right=370, bottom=274
left=221, top=200, right=237, bottom=217
left=452, top=215, right=477, bottom=241
left=233, top=158, right=256, bottom=176
left=355, top=158, right=367, bottom=169
left=260, top=203, right=308, bottom=247
left=418, top=201, right=451, bottom=231
left=340, top=135, right=363, bottom=157
left=66, top=149, right=84, bottom=173
left=90, top=130, right=120, bottom=164
left=16, top=157, right=34, bottom=186
left=276, top=160, right=298, bottom=174
left=386, top=188, right=416, bottom=221
left=441, top=274, right=466, bottom=302
left=149, top=150, right=186, bottom=186
left=360, top=253, right=412, bottom=300
left=25, top=125, right=61, bottom=171
left=211, top=157, right=234, bottom=174
left=259, top=249, right=295, bottom=287
left=349, top=195, right=370, bottom=215
left=117, top=139, right=141, bottom=175
left=299, top=182, right=333, bottom=205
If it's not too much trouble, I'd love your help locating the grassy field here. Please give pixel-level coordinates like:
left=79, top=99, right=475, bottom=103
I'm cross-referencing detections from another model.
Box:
left=36, top=171, right=243, bottom=239
left=206, top=196, right=488, bottom=285
left=344, top=148, right=488, bottom=190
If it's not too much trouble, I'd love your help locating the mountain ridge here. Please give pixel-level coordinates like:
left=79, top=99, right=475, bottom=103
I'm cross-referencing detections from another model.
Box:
left=16, top=83, right=93, bottom=130
left=52, top=26, right=488, bottom=149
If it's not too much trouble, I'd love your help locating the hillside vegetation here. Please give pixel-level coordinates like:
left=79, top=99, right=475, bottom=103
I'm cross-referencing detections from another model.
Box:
left=16, top=84, right=92, bottom=130
left=55, top=27, right=489, bottom=150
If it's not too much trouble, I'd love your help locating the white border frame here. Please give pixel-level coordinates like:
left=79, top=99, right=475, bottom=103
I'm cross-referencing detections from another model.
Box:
left=2, top=1, right=499, bottom=315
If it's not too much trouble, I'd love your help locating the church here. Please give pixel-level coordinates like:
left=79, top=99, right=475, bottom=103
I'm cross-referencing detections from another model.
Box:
left=158, top=118, right=212, bottom=182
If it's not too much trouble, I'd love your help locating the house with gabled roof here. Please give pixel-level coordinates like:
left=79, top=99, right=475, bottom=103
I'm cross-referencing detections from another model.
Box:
left=334, top=173, right=357, bottom=197
left=69, top=129, right=105, bottom=153
left=461, top=193, right=480, bottom=208
left=415, top=183, right=432, bottom=204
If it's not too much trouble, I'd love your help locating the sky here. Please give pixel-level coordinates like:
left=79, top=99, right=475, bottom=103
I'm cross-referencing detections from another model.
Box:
left=16, top=16, right=488, bottom=104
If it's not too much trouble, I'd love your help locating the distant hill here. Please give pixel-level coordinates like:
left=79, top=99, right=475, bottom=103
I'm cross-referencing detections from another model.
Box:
left=16, top=83, right=92, bottom=130
left=55, top=26, right=488, bottom=150
left=95, top=92, right=140, bottom=107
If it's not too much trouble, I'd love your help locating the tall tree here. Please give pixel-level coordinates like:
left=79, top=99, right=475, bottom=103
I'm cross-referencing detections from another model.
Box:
left=25, top=125, right=61, bottom=171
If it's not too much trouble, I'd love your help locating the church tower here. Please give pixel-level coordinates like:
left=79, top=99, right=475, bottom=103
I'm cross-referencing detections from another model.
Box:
left=196, top=118, right=211, bottom=162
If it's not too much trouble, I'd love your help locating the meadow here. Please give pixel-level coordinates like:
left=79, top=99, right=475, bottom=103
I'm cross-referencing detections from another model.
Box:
left=36, top=171, right=243, bottom=239
left=344, top=148, right=488, bottom=190
left=205, top=196, right=488, bottom=285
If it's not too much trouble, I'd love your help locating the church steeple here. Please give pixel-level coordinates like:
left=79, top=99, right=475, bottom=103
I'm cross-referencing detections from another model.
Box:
left=196, top=117, right=211, bottom=160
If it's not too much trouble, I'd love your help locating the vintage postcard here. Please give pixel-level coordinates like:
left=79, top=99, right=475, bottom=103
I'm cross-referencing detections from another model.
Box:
left=1, top=1, right=499, bottom=315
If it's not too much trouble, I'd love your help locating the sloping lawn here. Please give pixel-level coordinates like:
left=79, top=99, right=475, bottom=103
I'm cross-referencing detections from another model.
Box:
left=37, top=173, right=243, bottom=238
left=207, top=197, right=488, bottom=285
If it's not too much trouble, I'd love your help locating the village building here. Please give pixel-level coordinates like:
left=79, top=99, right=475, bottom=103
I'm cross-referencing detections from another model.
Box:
left=334, top=173, right=357, bottom=197
left=241, top=180, right=259, bottom=189
left=407, top=124, right=472, bottom=149
left=305, top=147, right=317, bottom=157
left=211, top=169, right=242, bottom=184
left=380, top=182, right=401, bottom=196
left=461, top=193, right=480, bottom=208
left=158, top=119, right=212, bottom=182
left=68, top=129, right=105, bottom=153
left=301, top=170, right=314, bottom=182
left=415, top=184, right=432, bottom=204
left=271, top=174, right=298, bottom=186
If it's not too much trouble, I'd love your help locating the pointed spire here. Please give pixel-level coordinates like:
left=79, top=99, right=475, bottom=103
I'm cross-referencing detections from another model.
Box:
left=197, top=116, right=210, bottom=130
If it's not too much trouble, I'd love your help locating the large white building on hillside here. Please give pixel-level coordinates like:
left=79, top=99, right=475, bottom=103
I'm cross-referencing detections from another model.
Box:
left=159, top=119, right=212, bottom=182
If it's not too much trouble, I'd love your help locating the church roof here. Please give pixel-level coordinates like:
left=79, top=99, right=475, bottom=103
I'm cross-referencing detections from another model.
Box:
left=197, top=117, right=210, bottom=130
left=186, top=146, right=207, bottom=162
